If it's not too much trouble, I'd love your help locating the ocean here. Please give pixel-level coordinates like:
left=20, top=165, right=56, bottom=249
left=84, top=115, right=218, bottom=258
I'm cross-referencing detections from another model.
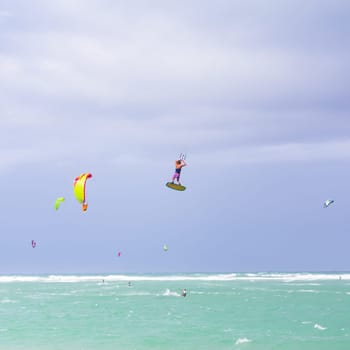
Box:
left=0, top=273, right=349, bottom=350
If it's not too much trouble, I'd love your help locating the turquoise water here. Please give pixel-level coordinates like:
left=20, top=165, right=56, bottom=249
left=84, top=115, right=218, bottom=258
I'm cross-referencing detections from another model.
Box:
left=0, top=273, right=349, bottom=350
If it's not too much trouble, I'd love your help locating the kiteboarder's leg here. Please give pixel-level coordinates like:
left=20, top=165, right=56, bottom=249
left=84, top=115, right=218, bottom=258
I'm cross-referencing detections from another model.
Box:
left=177, top=174, right=181, bottom=186
left=172, top=172, right=178, bottom=184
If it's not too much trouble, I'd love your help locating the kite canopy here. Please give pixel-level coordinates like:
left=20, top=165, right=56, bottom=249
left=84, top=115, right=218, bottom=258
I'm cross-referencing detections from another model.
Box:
left=74, top=173, right=92, bottom=202
left=163, top=244, right=168, bottom=252
left=73, top=173, right=92, bottom=211
left=54, top=197, right=65, bottom=210
left=324, top=199, right=334, bottom=208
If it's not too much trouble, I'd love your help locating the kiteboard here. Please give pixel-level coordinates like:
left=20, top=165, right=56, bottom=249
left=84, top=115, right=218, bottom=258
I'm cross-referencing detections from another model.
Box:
left=166, top=182, right=186, bottom=191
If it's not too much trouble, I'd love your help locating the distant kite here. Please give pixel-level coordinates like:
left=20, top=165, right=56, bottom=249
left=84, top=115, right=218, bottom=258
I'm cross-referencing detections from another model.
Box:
left=73, top=173, right=92, bottom=212
left=54, top=197, right=65, bottom=210
left=31, top=240, right=36, bottom=248
left=117, top=251, right=121, bottom=257
left=323, top=199, right=334, bottom=208
left=163, top=244, right=168, bottom=252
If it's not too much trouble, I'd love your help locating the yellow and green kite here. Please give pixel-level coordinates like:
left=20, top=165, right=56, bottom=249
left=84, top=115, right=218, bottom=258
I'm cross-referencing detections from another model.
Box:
left=73, top=173, right=92, bottom=212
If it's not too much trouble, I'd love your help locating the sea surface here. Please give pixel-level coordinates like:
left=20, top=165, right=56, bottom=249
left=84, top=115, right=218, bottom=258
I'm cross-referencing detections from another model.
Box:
left=0, top=273, right=349, bottom=350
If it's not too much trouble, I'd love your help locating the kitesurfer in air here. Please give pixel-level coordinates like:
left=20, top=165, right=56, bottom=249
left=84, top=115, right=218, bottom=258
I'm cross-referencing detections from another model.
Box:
left=171, top=159, right=187, bottom=186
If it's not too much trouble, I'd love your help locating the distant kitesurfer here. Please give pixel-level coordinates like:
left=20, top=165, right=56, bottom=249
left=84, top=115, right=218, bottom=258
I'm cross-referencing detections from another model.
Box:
left=323, top=199, right=334, bottom=208
left=181, top=288, right=187, bottom=297
left=171, top=159, right=187, bottom=186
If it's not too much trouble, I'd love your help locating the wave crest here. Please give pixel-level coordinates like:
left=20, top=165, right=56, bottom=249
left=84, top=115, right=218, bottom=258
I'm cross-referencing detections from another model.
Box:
left=235, top=337, right=252, bottom=345
left=0, top=272, right=349, bottom=283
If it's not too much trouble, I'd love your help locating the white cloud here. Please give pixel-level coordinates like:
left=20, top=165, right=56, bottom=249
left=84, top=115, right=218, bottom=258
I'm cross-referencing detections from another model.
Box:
left=0, top=10, right=11, bottom=17
left=0, top=148, right=46, bottom=172
left=1, top=1, right=348, bottom=108
left=0, top=1, right=349, bottom=172
left=198, top=139, right=350, bottom=165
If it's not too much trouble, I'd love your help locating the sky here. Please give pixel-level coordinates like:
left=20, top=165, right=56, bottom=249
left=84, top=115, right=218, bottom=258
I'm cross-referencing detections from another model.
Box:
left=1, top=0, right=350, bottom=274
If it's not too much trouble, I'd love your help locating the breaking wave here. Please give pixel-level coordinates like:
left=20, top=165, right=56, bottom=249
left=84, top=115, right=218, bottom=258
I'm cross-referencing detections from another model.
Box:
left=314, top=323, right=327, bottom=330
left=0, top=272, right=349, bottom=283
left=235, top=337, right=252, bottom=345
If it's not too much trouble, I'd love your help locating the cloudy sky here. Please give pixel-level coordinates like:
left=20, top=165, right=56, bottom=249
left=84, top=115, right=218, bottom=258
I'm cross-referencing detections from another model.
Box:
left=1, top=0, right=350, bottom=273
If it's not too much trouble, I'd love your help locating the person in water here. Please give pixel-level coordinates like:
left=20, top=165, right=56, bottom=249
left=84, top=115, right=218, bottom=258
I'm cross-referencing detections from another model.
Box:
left=171, top=159, right=187, bottom=185
left=181, top=288, right=187, bottom=297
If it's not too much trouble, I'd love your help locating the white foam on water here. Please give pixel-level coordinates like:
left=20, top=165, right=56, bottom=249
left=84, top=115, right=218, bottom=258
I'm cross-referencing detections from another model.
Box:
left=314, top=323, right=327, bottom=330
left=125, top=291, right=152, bottom=296
left=1, top=298, right=16, bottom=303
left=235, top=337, right=252, bottom=345
left=0, top=272, right=349, bottom=283
left=163, top=288, right=180, bottom=297
left=224, top=328, right=233, bottom=333
left=287, top=283, right=321, bottom=286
